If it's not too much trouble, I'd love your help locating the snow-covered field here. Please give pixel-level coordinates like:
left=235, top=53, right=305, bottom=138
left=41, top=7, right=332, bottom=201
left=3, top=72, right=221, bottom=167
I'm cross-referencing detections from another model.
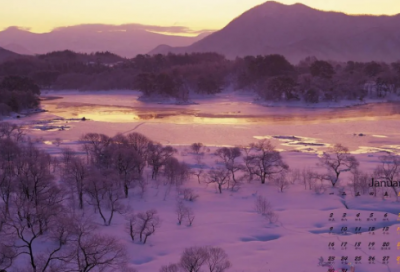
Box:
left=3, top=91, right=400, bottom=272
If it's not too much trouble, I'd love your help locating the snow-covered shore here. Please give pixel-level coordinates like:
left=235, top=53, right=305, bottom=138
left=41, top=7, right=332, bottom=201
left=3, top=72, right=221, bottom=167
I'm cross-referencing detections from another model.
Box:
left=2, top=90, right=400, bottom=272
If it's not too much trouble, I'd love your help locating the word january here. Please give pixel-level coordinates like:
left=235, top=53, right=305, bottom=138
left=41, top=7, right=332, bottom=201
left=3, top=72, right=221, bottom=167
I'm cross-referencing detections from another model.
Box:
left=369, top=178, right=400, bottom=187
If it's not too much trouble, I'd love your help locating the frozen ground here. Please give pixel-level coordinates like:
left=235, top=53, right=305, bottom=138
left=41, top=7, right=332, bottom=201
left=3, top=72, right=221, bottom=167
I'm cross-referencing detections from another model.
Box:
left=24, top=142, right=400, bottom=272
left=3, top=91, right=400, bottom=272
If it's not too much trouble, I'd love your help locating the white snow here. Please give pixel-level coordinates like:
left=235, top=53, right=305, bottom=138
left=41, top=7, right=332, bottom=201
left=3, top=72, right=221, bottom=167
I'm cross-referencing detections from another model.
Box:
left=4, top=90, right=400, bottom=272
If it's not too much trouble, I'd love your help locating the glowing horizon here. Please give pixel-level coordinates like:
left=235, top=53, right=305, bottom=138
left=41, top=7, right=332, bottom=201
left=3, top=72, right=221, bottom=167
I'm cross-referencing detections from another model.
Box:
left=1, top=0, right=400, bottom=34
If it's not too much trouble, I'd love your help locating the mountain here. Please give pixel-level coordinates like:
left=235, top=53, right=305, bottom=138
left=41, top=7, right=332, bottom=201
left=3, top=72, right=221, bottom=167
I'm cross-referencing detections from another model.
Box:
left=149, top=1, right=400, bottom=63
left=1, top=43, right=32, bottom=55
left=0, top=46, right=20, bottom=63
left=0, top=25, right=212, bottom=58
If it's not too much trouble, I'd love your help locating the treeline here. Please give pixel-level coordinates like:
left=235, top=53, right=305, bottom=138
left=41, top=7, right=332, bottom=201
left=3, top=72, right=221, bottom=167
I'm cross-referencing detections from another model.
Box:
left=0, top=76, right=41, bottom=114
left=235, top=55, right=400, bottom=103
left=1, top=51, right=400, bottom=103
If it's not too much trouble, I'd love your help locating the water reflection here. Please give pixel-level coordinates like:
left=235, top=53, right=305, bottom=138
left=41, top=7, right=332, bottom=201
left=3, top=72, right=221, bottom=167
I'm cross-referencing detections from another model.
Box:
left=372, top=135, right=387, bottom=138
left=254, top=135, right=331, bottom=154
left=29, top=95, right=400, bottom=155
left=40, top=99, right=400, bottom=126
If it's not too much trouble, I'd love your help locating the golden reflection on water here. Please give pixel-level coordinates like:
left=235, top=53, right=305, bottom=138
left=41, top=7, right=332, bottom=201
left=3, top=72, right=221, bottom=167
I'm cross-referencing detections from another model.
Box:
left=372, top=135, right=388, bottom=138
left=75, top=111, right=141, bottom=123
left=40, top=99, right=400, bottom=125
left=32, top=97, right=400, bottom=154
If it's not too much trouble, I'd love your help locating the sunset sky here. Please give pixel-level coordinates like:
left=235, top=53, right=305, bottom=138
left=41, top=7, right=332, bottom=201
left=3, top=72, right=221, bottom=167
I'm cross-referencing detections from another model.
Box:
left=1, top=0, right=400, bottom=34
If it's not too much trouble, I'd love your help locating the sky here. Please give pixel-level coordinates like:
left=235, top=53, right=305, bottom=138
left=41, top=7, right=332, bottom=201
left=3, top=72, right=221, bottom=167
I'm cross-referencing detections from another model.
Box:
left=1, top=0, right=400, bottom=34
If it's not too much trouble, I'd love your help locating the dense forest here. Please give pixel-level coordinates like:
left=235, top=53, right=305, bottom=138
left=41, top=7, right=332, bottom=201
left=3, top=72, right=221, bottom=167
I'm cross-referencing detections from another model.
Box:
left=0, top=76, right=41, bottom=114
left=0, top=50, right=400, bottom=107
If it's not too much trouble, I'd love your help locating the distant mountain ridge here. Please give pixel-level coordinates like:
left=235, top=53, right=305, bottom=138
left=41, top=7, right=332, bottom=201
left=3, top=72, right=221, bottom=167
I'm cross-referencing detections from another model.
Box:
left=149, top=1, right=400, bottom=63
left=0, top=46, right=20, bottom=63
left=1, top=43, right=32, bottom=55
left=0, top=24, right=212, bottom=58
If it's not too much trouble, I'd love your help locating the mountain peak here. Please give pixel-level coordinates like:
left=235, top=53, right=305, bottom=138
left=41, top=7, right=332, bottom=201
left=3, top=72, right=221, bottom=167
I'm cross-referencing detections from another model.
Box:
left=239, top=0, right=316, bottom=20
left=2, top=26, right=30, bottom=33
left=150, top=1, right=400, bottom=63
left=258, top=1, right=312, bottom=10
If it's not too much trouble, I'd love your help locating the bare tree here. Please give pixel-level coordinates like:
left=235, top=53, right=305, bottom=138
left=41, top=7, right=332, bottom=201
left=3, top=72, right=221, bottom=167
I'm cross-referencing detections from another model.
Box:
left=85, top=169, right=125, bottom=226
left=350, top=169, right=371, bottom=196
left=0, top=122, right=18, bottom=139
left=175, top=201, right=195, bottom=226
left=191, top=143, right=204, bottom=164
left=301, top=168, right=329, bottom=191
left=178, top=246, right=231, bottom=272
left=125, top=132, right=152, bottom=174
left=240, top=145, right=255, bottom=181
left=190, top=143, right=203, bottom=155
left=265, top=210, right=279, bottom=224
left=13, top=126, right=25, bottom=143
left=125, top=212, right=137, bottom=241
left=163, top=157, right=190, bottom=200
left=181, top=188, right=199, bottom=202
left=1, top=196, right=66, bottom=272
left=111, top=145, right=143, bottom=198
left=273, top=172, right=290, bottom=192
left=205, top=247, right=231, bottom=272
left=139, top=209, right=161, bottom=244
left=148, top=143, right=176, bottom=179
left=126, top=209, right=161, bottom=244
left=206, top=168, right=230, bottom=194
left=312, top=174, right=328, bottom=195
left=61, top=148, right=75, bottom=165
left=301, top=168, right=312, bottom=190
left=286, top=169, right=300, bottom=185
left=11, top=145, right=64, bottom=235
left=0, top=232, right=18, bottom=271
left=14, top=145, right=54, bottom=206
left=50, top=156, right=59, bottom=174
left=191, top=166, right=204, bottom=184
left=176, top=201, right=187, bottom=225
left=0, top=122, right=25, bottom=142
left=243, top=140, right=288, bottom=184
left=160, top=263, right=182, bottom=272
left=319, top=143, right=359, bottom=187
left=374, top=154, right=400, bottom=201
left=254, top=195, right=271, bottom=215
left=186, top=208, right=195, bottom=227
left=254, top=195, right=278, bottom=224
left=80, top=133, right=113, bottom=166
left=0, top=137, right=133, bottom=272
left=0, top=139, right=20, bottom=214
left=66, top=216, right=128, bottom=272
left=180, top=246, right=209, bottom=272
left=138, top=176, right=148, bottom=198
left=61, top=152, right=88, bottom=210
left=215, top=147, right=243, bottom=191
left=163, top=157, right=190, bottom=187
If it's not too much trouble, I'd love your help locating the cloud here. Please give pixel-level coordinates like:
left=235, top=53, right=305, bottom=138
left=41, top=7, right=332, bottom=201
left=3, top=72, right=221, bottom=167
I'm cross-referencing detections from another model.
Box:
left=51, top=23, right=215, bottom=35
left=2, top=26, right=32, bottom=32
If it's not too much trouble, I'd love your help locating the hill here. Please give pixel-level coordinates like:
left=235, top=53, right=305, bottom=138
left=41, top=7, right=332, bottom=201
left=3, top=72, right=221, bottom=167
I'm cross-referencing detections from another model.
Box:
left=149, top=1, right=400, bottom=63
left=0, top=24, right=211, bottom=58
left=0, top=46, right=20, bottom=63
